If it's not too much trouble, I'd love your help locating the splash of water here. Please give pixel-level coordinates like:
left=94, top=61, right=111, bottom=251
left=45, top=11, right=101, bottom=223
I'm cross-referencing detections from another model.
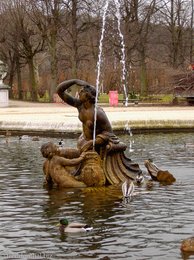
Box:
left=93, top=0, right=128, bottom=149
left=114, top=0, right=128, bottom=106
left=124, top=121, right=133, bottom=136
left=93, top=0, right=110, bottom=150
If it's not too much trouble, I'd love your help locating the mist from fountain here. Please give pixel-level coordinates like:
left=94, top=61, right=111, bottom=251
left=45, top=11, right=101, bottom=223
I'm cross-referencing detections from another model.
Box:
left=93, top=0, right=128, bottom=149
left=114, top=0, right=128, bottom=107
left=93, top=0, right=110, bottom=149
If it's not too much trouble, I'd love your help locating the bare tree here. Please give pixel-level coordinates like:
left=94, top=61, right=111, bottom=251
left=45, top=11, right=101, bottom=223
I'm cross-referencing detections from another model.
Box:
left=156, top=0, right=190, bottom=68
left=58, top=0, right=98, bottom=94
left=1, top=0, right=45, bottom=101
left=190, top=0, right=194, bottom=63
left=0, top=17, right=15, bottom=98
left=120, top=0, right=157, bottom=96
left=27, top=0, right=63, bottom=101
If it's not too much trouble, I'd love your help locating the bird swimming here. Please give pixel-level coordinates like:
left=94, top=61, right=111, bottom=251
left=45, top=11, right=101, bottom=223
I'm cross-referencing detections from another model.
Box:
left=58, top=218, right=93, bottom=233
left=58, top=139, right=64, bottom=146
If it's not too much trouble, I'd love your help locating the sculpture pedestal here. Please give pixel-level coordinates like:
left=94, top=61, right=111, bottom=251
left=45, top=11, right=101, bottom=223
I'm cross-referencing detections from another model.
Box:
left=78, top=151, right=106, bottom=187
left=0, top=83, right=10, bottom=107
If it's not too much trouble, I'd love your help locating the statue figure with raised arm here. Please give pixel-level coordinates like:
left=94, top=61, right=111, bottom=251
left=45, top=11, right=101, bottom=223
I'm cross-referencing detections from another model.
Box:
left=55, top=79, right=142, bottom=186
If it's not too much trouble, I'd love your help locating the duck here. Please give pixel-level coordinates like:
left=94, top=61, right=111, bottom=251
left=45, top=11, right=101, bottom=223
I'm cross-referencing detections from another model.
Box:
left=58, top=139, right=64, bottom=146
left=122, top=179, right=135, bottom=200
left=32, top=136, right=40, bottom=141
left=58, top=218, right=93, bottom=233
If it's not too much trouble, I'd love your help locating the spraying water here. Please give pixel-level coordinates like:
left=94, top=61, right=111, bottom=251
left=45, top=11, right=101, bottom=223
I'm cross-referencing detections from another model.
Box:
left=114, top=0, right=128, bottom=106
left=93, top=0, right=128, bottom=149
left=93, top=0, right=110, bottom=150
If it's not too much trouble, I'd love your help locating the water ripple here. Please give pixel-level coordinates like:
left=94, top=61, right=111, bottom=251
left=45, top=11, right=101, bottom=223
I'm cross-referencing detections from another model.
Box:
left=0, top=134, right=194, bottom=259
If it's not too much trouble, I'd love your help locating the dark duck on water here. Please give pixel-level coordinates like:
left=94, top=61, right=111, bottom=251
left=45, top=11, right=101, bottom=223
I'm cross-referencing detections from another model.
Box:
left=58, top=218, right=93, bottom=233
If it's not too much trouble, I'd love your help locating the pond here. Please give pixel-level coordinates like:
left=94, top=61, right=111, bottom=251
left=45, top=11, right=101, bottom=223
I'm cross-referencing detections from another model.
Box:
left=0, top=132, right=194, bottom=260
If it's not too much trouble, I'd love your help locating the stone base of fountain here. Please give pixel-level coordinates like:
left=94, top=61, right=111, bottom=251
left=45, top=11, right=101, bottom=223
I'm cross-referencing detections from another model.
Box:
left=41, top=135, right=142, bottom=188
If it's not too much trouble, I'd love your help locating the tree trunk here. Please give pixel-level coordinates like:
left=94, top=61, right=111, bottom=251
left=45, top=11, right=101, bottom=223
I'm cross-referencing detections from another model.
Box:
left=16, top=57, right=23, bottom=100
left=49, top=33, right=58, bottom=102
left=8, top=64, right=15, bottom=99
left=139, top=49, right=148, bottom=96
left=28, top=58, right=38, bottom=101
left=190, top=0, right=194, bottom=63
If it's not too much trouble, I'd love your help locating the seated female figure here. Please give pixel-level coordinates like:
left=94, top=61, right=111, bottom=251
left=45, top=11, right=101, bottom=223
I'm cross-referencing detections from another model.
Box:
left=56, top=79, right=113, bottom=151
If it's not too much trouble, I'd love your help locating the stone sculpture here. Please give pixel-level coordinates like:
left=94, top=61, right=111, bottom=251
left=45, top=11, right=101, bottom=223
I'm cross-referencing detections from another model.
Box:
left=144, top=159, right=176, bottom=185
left=41, top=79, right=142, bottom=188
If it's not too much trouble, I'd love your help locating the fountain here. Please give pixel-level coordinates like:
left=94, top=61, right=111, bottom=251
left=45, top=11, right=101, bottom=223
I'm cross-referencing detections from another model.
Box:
left=0, top=2, right=191, bottom=258
left=40, top=1, right=176, bottom=188
left=41, top=78, right=176, bottom=188
left=94, top=0, right=109, bottom=149
left=114, top=0, right=128, bottom=106
left=0, top=132, right=193, bottom=259
left=40, top=1, right=140, bottom=188
left=41, top=79, right=142, bottom=188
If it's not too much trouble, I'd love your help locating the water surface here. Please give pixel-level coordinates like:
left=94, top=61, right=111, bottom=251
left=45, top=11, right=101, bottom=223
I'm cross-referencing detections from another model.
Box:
left=0, top=133, right=193, bottom=260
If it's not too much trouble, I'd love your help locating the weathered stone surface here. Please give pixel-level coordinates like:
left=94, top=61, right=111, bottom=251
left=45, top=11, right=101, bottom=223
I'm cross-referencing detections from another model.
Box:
left=78, top=151, right=106, bottom=187
left=181, top=237, right=194, bottom=252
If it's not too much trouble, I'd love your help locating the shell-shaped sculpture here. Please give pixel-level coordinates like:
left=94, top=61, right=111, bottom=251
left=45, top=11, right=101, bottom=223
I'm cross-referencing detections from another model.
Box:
left=99, top=132, right=142, bottom=185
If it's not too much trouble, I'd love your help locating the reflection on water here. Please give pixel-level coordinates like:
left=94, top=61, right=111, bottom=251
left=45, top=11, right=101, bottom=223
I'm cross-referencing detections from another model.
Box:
left=0, top=133, right=194, bottom=260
